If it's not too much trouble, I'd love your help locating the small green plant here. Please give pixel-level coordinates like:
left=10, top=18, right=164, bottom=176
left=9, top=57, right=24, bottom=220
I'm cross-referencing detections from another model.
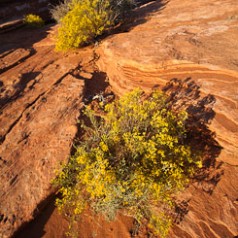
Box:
left=23, top=14, right=45, bottom=27
left=54, top=89, right=202, bottom=237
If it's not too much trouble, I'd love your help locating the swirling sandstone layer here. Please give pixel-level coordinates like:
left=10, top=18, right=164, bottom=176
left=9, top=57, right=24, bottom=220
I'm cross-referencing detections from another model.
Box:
left=96, top=0, right=238, bottom=237
left=0, top=0, right=237, bottom=237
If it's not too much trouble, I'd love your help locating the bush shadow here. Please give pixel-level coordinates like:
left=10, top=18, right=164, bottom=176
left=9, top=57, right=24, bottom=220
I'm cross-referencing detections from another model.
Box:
left=99, top=0, right=169, bottom=40
left=0, top=23, right=54, bottom=112
left=162, top=77, right=223, bottom=222
left=0, top=22, right=53, bottom=55
left=71, top=70, right=114, bottom=152
left=0, top=23, right=55, bottom=115
left=121, top=0, right=168, bottom=31
left=0, top=71, right=41, bottom=111
left=12, top=194, right=59, bottom=238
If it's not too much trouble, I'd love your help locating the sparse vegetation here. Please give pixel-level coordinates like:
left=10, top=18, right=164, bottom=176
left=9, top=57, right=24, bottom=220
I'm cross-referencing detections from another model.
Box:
left=50, top=0, right=72, bottom=23
left=54, top=89, right=202, bottom=237
left=53, top=0, right=135, bottom=51
left=23, top=14, right=44, bottom=27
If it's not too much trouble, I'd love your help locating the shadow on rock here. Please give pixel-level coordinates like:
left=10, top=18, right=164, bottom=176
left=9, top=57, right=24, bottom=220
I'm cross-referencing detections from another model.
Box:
left=71, top=70, right=114, bottom=152
left=163, top=77, right=223, bottom=222
left=0, top=22, right=53, bottom=55
left=173, top=200, right=189, bottom=224
left=0, top=71, right=41, bottom=110
left=99, top=0, right=169, bottom=40
left=122, top=0, right=169, bottom=31
left=12, top=194, right=57, bottom=238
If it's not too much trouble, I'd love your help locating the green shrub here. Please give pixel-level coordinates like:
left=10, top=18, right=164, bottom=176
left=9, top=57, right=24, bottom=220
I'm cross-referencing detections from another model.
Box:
left=54, top=89, right=202, bottom=237
left=23, top=14, right=44, bottom=27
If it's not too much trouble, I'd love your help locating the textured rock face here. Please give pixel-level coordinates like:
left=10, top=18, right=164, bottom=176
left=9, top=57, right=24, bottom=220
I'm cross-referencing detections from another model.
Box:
left=97, top=0, right=238, bottom=164
left=0, top=25, right=95, bottom=237
left=96, top=0, right=238, bottom=237
left=0, top=0, right=237, bottom=237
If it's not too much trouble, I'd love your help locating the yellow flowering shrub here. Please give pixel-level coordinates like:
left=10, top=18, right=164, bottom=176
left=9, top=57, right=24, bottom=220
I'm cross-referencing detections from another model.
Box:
left=23, top=14, right=44, bottom=27
left=55, top=0, right=113, bottom=51
left=54, top=89, right=202, bottom=237
left=54, top=0, right=136, bottom=51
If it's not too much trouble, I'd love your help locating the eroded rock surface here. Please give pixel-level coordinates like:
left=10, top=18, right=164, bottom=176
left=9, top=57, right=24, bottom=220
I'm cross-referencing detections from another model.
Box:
left=96, top=0, right=238, bottom=237
left=0, top=25, right=95, bottom=237
left=0, top=0, right=238, bottom=237
left=97, top=0, right=238, bottom=165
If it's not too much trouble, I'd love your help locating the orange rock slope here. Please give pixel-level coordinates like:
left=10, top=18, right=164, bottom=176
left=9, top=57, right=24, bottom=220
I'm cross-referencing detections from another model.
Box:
left=0, top=0, right=237, bottom=237
left=0, top=25, right=95, bottom=237
left=96, top=0, right=238, bottom=237
left=97, top=0, right=238, bottom=166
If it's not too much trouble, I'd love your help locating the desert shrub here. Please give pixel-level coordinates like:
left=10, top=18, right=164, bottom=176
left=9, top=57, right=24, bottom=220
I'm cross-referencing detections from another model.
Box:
left=54, top=89, right=202, bottom=237
left=54, top=0, right=135, bottom=51
left=110, top=0, right=135, bottom=21
left=55, top=0, right=113, bottom=51
left=50, top=0, right=73, bottom=23
left=52, top=0, right=135, bottom=24
left=23, top=14, right=44, bottom=27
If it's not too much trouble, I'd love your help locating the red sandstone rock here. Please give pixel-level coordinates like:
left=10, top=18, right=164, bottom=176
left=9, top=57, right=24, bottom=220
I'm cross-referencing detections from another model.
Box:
left=96, top=0, right=238, bottom=237
left=0, top=0, right=238, bottom=237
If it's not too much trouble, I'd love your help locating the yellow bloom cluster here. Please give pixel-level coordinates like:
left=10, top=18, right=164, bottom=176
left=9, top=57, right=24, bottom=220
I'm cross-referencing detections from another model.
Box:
left=54, top=88, right=202, bottom=237
left=56, top=0, right=112, bottom=51
left=23, top=14, right=44, bottom=27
